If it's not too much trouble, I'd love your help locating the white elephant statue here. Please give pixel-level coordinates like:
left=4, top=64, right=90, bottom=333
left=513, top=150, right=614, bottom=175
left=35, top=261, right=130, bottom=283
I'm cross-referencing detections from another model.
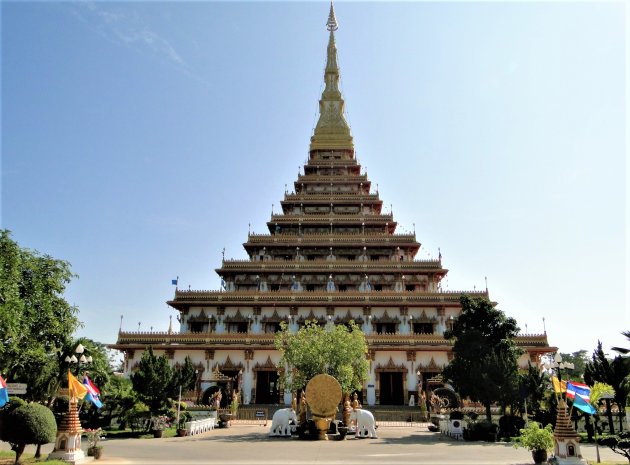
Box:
left=349, top=409, right=377, bottom=438
left=269, top=408, right=297, bottom=437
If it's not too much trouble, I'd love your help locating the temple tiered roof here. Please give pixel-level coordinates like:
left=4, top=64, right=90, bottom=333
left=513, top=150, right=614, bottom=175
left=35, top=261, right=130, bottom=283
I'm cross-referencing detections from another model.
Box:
left=111, top=4, right=555, bottom=395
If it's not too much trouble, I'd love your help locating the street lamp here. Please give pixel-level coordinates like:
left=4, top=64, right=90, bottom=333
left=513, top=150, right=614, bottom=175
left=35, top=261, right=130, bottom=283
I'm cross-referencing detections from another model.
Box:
left=65, top=343, right=93, bottom=376
left=545, top=353, right=574, bottom=384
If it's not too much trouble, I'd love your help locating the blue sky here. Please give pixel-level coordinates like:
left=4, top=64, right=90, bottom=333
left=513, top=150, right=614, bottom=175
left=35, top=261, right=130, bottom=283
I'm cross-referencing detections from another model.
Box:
left=2, top=1, right=626, bottom=356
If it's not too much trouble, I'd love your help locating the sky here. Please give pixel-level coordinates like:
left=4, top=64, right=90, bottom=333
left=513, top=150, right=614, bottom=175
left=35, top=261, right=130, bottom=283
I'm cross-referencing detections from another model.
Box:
left=2, top=1, right=627, bottom=357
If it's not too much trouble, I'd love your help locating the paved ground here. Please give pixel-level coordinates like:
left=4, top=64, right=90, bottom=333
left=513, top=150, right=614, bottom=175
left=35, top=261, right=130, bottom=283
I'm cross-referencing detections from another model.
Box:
left=1, top=425, right=622, bottom=464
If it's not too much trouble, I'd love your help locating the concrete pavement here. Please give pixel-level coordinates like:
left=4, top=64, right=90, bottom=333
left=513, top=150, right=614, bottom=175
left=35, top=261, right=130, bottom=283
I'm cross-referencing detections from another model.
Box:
left=2, top=424, right=622, bottom=464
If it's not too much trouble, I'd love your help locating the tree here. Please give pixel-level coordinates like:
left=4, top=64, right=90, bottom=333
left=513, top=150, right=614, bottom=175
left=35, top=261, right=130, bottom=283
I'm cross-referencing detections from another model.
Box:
left=442, top=296, right=522, bottom=422
left=101, top=376, right=137, bottom=427
left=130, top=347, right=173, bottom=414
left=612, top=330, right=630, bottom=355
left=584, top=341, right=630, bottom=433
left=0, top=230, right=81, bottom=401
left=559, top=350, right=589, bottom=380
left=169, top=356, right=197, bottom=396
left=521, top=362, right=549, bottom=418
left=275, top=321, right=369, bottom=395
left=0, top=403, right=57, bottom=464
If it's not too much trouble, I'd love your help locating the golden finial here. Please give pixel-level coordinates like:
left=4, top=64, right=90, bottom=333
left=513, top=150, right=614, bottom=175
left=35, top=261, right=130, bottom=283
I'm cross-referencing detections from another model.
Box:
left=310, top=1, right=354, bottom=153
left=327, top=2, right=338, bottom=31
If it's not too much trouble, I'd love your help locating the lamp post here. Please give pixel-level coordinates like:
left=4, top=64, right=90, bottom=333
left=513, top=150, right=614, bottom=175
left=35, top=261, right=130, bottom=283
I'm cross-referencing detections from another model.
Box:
left=65, top=343, right=93, bottom=377
left=545, top=353, right=574, bottom=385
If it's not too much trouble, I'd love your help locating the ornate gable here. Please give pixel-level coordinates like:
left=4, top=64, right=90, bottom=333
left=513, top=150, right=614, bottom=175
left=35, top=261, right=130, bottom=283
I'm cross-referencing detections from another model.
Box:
left=418, top=357, right=442, bottom=371
left=334, top=309, right=364, bottom=325
left=375, top=357, right=408, bottom=373
left=261, top=309, right=288, bottom=323
left=253, top=356, right=278, bottom=372
left=219, top=355, right=244, bottom=371
left=224, top=309, right=248, bottom=323
left=373, top=310, right=400, bottom=324
left=297, top=310, right=326, bottom=324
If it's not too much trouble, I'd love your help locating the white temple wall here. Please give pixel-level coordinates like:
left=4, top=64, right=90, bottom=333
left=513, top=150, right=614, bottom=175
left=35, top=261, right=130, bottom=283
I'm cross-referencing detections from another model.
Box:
left=518, top=353, right=532, bottom=369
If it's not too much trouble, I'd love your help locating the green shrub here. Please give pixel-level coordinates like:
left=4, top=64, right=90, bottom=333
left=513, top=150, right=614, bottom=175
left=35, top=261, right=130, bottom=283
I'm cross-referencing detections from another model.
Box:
left=177, top=411, right=192, bottom=428
left=122, top=402, right=151, bottom=432
left=0, top=397, right=27, bottom=438
left=499, top=415, right=526, bottom=439
left=1, top=403, right=57, bottom=464
left=514, top=421, right=554, bottom=452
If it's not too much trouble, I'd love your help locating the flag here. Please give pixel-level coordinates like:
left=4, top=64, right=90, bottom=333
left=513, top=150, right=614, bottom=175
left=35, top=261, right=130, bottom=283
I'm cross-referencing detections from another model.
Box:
left=68, top=370, right=88, bottom=400
left=566, top=381, right=590, bottom=402
left=0, top=375, right=9, bottom=407
left=220, top=278, right=226, bottom=290
left=171, top=278, right=178, bottom=286
left=552, top=376, right=567, bottom=393
left=83, top=375, right=103, bottom=408
left=571, top=392, right=597, bottom=415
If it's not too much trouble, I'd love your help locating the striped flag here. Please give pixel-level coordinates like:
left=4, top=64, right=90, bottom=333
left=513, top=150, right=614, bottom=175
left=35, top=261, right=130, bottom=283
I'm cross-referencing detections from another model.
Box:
left=566, top=381, right=590, bottom=402
left=572, top=392, right=597, bottom=415
left=83, top=375, right=103, bottom=408
left=0, top=375, right=9, bottom=407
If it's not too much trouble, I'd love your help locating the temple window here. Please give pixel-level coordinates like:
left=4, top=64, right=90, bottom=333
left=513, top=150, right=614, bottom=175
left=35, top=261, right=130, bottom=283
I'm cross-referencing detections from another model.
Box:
left=374, top=284, right=382, bottom=292
left=189, top=322, right=207, bottom=333
left=412, top=323, right=434, bottom=334
left=338, top=284, right=347, bottom=292
left=306, top=284, right=315, bottom=291
left=264, top=322, right=281, bottom=333
left=376, top=323, right=396, bottom=334
left=227, top=322, right=248, bottom=333
left=406, top=284, right=415, bottom=292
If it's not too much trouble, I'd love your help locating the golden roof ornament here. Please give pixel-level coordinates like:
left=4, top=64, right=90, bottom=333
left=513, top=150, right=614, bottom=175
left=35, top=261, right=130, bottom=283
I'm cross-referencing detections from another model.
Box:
left=310, top=2, right=354, bottom=153
left=326, top=2, right=338, bottom=31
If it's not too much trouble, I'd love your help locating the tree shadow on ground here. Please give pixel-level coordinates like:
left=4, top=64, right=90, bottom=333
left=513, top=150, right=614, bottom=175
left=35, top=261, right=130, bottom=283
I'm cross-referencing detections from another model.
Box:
left=374, top=431, right=517, bottom=448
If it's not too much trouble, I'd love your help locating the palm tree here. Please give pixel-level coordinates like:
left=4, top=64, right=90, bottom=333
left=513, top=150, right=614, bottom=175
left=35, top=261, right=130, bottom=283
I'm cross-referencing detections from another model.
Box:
left=612, top=330, right=630, bottom=355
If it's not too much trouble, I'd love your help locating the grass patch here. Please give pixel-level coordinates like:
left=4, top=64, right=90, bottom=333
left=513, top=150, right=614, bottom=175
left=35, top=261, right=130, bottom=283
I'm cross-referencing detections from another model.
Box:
left=0, top=450, right=68, bottom=464
left=103, top=426, right=177, bottom=439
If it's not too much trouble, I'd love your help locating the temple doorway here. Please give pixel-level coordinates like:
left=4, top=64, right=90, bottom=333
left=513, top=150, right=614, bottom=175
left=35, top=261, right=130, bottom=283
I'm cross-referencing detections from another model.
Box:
left=255, top=371, right=279, bottom=404
left=379, top=372, right=404, bottom=405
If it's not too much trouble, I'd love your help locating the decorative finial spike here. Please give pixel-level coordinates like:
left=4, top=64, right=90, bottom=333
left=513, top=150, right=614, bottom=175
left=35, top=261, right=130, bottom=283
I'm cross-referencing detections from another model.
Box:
left=327, top=2, right=338, bottom=31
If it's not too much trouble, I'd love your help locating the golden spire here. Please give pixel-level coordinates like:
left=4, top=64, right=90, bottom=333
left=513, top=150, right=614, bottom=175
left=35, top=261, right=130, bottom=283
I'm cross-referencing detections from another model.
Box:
left=309, top=1, right=354, bottom=153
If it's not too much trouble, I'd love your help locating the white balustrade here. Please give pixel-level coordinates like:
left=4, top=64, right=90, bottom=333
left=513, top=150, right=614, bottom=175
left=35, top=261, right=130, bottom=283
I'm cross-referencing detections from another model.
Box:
left=184, top=417, right=216, bottom=436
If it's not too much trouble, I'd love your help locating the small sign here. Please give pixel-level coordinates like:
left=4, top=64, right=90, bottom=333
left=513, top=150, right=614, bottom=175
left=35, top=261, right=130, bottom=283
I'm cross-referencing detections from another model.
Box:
left=255, top=410, right=265, bottom=418
left=367, top=384, right=375, bottom=388
left=7, top=383, right=27, bottom=395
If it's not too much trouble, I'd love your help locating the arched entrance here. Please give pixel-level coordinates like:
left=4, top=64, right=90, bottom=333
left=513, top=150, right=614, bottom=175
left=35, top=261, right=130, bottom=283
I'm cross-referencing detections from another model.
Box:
left=255, top=371, right=279, bottom=404
left=252, top=356, right=281, bottom=404
left=375, top=357, right=407, bottom=405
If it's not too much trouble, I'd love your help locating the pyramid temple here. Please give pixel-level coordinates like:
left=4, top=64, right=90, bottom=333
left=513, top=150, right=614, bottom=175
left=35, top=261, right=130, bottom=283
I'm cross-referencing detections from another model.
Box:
left=111, top=3, right=553, bottom=406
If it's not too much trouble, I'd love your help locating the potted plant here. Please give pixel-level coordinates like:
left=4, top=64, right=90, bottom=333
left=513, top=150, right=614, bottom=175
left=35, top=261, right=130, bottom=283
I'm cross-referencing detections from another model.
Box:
left=84, top=428, right=105, bottom=459
left=150, top=415, right=170, bottom=438
left=514, top=421, right=554, bottom=464
left=177, top=412, right=192, bottom=437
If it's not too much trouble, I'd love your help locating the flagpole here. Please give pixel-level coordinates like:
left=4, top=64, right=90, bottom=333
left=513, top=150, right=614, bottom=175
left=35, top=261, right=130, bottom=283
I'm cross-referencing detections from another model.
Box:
left=176, top=385, right=182, bottom=428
